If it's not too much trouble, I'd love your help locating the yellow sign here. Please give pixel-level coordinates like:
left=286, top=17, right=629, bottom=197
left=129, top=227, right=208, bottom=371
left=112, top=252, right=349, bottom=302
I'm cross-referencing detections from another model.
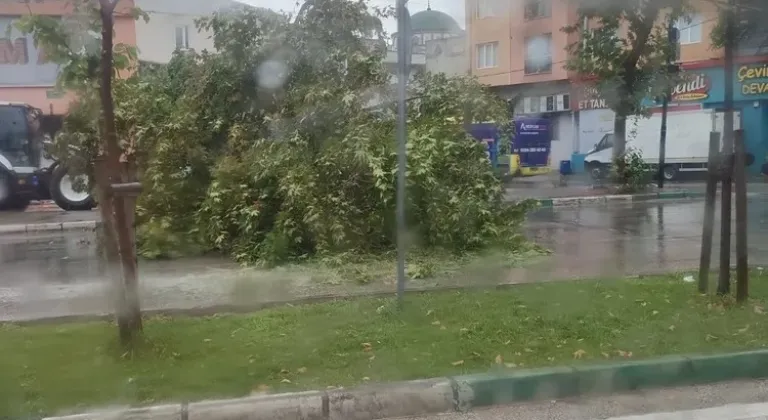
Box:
left=738, top=64, right=768, bottom=96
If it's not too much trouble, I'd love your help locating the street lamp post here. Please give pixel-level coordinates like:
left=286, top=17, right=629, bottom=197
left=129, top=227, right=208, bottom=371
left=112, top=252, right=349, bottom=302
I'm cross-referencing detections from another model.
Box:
left=395, top=0, right=410, bottom=307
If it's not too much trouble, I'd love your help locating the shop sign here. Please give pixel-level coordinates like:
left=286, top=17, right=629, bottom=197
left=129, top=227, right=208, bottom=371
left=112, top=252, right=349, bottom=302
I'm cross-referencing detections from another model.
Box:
left=671, top=74, right=710, bottom=101
left=738, top=64, right=768, bottom=96
left=577, top=85, right=608, bottom=110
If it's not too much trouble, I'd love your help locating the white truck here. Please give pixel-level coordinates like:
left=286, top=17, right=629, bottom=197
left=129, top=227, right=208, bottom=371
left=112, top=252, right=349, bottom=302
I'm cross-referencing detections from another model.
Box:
left=584, top=109, right=752, bottom=181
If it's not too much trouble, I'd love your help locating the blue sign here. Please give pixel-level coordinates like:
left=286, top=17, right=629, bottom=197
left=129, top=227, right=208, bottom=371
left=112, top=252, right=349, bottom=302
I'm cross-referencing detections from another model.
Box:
left=468, top=123, right=501, bottom=167
left=514, top=118, right=551, bottom=167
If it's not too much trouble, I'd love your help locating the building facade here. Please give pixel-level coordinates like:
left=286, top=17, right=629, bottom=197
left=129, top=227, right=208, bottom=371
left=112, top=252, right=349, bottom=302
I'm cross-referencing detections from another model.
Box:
left=0, top=0, right=137, bottom=117
left=467, top=0, right=768, bottom=172
left=135, top=0, right=240, bottom=64
left=425, top=35, right=469, bottom=76
left=467, top=0, right=580, bottom=169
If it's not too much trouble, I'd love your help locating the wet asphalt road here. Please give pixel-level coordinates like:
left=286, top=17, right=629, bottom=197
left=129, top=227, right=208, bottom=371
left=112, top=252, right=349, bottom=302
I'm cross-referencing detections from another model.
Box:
left=2, top=197, right=768, bottom=321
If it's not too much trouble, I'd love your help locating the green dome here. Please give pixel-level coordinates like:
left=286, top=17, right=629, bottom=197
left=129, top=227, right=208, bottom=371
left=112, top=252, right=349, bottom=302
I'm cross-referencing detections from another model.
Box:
left=409, top=9, right=461, bottom=34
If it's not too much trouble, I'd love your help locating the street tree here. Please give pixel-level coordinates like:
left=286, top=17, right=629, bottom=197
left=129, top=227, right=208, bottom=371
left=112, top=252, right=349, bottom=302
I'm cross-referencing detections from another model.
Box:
left=17, top=0, right=148, bottom=345
left=705, top=0, right=768, bottom=300
left=564, top=0, right=688, bottom=160
left=26, top=0, right=533, bottom=275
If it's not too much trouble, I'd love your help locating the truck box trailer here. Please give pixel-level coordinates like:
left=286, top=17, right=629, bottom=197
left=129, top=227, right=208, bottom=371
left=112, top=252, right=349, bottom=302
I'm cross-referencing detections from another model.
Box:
left=583, top=109, right=751, bottom=181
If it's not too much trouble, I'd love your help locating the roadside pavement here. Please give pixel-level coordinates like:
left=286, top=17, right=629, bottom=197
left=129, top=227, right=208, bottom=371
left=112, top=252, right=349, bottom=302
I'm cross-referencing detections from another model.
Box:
left=3, top=197, right=768, bottom=321
left=393, top=379, right=768, bottom=420
left=503, top=173, right=768, bottom=200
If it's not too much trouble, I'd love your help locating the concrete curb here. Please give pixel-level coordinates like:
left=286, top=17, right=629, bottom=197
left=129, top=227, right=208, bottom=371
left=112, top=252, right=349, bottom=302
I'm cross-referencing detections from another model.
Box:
left=41, top=350, right=768, bottom=420
left=0, top=220, right=99, bottom=234
left=536, top=191, right=757, bottom=208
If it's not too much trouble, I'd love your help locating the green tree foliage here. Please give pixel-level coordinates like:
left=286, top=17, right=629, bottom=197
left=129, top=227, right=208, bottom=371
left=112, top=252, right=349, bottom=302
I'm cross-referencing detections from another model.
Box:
left=710, top=0, right=767, bottom=48
left=564, top=0, right=688, bottom=159
left=25, top=0, right=530, bottom=265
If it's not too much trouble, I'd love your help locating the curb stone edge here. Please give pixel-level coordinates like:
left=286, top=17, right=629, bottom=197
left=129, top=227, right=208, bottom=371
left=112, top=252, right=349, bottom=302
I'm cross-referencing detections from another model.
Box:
left=0, top=220, right=99, bottom=234
left=535, top=190, right=756, bottom=208
left=41, top=349, right=768, bottom=420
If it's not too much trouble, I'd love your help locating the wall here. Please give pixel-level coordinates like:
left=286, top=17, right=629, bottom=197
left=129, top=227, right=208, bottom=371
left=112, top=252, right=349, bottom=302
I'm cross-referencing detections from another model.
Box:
left=550, top=113, right=574, bottom=167
left=677, top=0, right=722, bottom=63
left=578, top=108, right=614, bottom=153
left=467, top=0, right=577, bottom=87
left=0, top=0, right=137, bottom=115
left=425, top=36, right=468, bottom=76
left=134, top=0, right=235, bottom=64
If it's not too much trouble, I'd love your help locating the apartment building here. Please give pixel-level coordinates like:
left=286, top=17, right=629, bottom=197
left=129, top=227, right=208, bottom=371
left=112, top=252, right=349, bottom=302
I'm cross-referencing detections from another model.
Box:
left=134, top=0, right=241, bottom=64
left=468, top=0, right=579, bottom=168
left=0, top=0, right=137, bottom=120
left=468, top=0, right=768, bottom=172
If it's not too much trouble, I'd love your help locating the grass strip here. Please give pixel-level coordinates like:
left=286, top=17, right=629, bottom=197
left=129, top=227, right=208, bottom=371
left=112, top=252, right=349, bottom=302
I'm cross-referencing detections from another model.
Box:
left=3, top=271, right=768, bottom=417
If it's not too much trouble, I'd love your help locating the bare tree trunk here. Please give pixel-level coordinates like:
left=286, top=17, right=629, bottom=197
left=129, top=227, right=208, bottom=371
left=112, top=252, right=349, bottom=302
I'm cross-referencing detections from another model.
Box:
left=612, top=114, right=627, bottom=160
left=734, top=129, right=748, bottom=302
left=698, top=131, right=720, bottom=293
left=99, top=0, right=142, bottom=345
left=718, top=0, right=736, bottom=296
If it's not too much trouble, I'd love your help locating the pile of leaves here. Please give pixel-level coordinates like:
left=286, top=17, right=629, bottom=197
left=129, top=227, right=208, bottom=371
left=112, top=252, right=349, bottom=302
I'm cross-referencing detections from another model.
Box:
left=25, top=0, right=531, bottom=265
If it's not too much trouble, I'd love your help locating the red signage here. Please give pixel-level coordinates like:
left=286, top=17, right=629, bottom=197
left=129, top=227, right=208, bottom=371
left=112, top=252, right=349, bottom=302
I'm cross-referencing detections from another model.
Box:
left=670, top=74, right=710, bottom=102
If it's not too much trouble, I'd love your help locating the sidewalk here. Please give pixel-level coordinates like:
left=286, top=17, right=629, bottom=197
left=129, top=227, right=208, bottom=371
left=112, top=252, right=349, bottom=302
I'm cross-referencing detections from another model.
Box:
left=504, top=175, right=768, bottom=205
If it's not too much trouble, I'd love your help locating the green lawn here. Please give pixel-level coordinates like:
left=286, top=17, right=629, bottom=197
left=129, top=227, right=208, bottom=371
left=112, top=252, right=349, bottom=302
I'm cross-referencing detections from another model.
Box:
left=4, top=271, right=768, bottom=417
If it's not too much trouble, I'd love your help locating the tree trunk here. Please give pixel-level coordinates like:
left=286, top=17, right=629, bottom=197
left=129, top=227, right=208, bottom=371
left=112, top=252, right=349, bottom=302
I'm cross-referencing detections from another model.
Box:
left=698, top=131, right=720, bottom=293
left=718, top=0, right=736, bottom=296
left=612, top=114, right=627, bottom=160
left=99, top=0, right=142, bottom=345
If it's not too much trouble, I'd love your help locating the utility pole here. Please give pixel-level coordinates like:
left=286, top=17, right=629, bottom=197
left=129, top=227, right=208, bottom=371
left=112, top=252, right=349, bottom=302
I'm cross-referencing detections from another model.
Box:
left=718, top=0, right=736, bottom=296
left=395, top=0, right=410, bottom=307
left=734, top=129, right=748, bottom=301
left=657, top=21, right=678, bottom=189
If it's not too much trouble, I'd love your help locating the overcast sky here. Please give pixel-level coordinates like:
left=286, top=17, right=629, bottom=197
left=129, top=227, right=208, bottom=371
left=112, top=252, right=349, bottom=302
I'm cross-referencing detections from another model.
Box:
left=234, top=0, right=465, bottom=36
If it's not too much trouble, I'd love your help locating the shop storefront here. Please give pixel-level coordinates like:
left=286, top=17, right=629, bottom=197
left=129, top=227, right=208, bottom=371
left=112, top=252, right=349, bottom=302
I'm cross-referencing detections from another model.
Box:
left=697, top=63, right=768, bottom=172
left=571, top=62, right=768, bottom=174
left=645, top=64, right=768, bottom=173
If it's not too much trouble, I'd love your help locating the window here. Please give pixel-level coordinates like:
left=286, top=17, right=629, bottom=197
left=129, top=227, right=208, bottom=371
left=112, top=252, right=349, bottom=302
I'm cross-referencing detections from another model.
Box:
left=0, top=106, right=31, bottom=167
left=476, top=42, right=498, bottom=69
left=675, top=14, right=702, bottom=45
left=524, top=34, right=552, bottom=74
left=175, top=25, right=190, bottom=50
left=476, top=0, right=496, bottom=19
left=524, top=0, right=551, bottom=20
left=596, top=133, right=614, bottom=151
